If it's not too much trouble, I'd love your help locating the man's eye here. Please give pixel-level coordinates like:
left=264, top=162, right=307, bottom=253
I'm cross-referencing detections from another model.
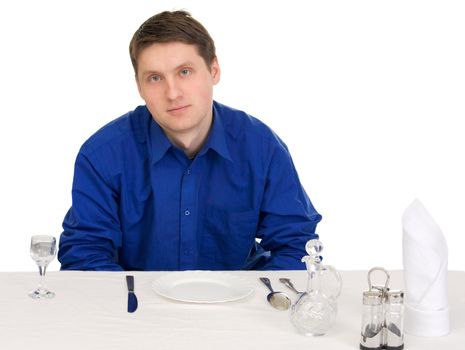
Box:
left=150, top=75, right=161, bottom=82
left=180, top=69, right=191, bottom=76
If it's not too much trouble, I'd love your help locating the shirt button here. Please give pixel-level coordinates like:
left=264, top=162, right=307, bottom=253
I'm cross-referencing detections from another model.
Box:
left=184, top=210, right=190, bottom=216
left=186, top=169, right=191, bottom=175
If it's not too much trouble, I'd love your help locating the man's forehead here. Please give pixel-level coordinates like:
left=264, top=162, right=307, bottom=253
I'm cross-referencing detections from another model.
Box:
left=138, top=42, right=204, bottom=73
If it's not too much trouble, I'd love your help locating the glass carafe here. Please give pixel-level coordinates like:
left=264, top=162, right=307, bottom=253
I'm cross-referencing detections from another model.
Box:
left=290, top=239, right=342, bottom=336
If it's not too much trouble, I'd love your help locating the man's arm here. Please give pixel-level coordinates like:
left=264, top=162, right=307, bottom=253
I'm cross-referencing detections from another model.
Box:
left=257, top=140, right=322, bottom=270
left=58, top=152, right=123, bottom=271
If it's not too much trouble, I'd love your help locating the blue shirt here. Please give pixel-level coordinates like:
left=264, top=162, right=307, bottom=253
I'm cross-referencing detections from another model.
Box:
left=58, top=101, right=321, bottom=271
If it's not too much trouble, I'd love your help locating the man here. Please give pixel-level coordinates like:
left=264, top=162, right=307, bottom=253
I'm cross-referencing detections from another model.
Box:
left=58, top=10, right=321, bottom=271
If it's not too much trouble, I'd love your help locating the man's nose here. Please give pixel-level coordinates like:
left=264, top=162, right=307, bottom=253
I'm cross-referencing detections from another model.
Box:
left=165, top=78, right=182, bottom=100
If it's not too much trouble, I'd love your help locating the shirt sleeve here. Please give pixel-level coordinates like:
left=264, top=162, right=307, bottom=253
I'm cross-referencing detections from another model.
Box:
left=257, top=138, right=322, bottom=270
left=58, top=151, right=123, bottom=271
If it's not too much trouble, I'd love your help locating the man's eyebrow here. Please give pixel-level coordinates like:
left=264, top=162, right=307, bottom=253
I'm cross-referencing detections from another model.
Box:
left=175, top=61, right=195, bottom=69
left=140, top=69, right=161, bottom=77
left=141, top=61, right=197, bottom=77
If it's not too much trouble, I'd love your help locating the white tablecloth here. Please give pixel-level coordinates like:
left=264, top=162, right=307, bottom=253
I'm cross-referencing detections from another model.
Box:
left=0, top=270, right=463, bottom=349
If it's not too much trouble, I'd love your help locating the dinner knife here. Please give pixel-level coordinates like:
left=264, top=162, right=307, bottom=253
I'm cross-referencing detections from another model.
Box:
left=126, top=275, right=138, bottom=313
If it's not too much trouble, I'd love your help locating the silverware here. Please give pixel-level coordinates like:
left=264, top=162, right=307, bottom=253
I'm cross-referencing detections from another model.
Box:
left=279, top=278, right=303, bottom=295
left=259, top=277, right=291, bottom=311
left=126, top=275, right=138, bottom=313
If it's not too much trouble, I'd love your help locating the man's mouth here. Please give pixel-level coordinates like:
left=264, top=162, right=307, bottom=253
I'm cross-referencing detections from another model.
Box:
left=167, top=105, right=190, bottom=113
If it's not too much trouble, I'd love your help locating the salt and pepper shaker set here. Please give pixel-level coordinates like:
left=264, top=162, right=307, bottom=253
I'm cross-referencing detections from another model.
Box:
left=360, top=267, right=405, bottom=350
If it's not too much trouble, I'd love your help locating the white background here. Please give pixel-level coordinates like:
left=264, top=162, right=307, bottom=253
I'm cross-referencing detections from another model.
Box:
left=0, top=0, right=463, bottom=272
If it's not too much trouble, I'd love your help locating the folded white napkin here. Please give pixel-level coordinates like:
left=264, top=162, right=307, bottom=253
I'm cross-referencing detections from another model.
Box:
left=402, top=199, right=449, bottom=336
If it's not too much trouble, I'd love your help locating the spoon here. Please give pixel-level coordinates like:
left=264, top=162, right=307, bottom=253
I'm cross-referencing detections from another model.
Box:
left=259, top=277, right=291, bottom=311
left=279, top=278, right=303, bottom=295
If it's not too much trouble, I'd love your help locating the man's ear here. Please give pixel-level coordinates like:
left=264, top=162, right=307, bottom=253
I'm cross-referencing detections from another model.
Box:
left=135, top=74, right=143, bottom=98
left=210, top=58, right=221, bottom=85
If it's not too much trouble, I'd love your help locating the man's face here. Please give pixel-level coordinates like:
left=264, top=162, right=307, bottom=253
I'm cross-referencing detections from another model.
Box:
left=136, top=42, right=220, bottom=140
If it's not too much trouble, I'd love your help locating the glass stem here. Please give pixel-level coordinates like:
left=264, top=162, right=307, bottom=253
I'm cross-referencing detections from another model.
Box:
left=38, top=265, right=47, bottom=290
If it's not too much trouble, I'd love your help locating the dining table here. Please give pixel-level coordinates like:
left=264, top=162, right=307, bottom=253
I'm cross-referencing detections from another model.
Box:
left=0, top=269, right=464, bottom=349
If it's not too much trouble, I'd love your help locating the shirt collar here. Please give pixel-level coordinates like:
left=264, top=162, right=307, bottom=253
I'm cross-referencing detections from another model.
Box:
left=148, top=101, right=233, bottom=164
left=148, top=112, right=172, bottom=165
left=198, top=102, right=233, bottom=162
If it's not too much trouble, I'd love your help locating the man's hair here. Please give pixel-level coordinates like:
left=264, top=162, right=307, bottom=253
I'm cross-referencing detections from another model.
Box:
left=129, top=10, right=216, bottom=75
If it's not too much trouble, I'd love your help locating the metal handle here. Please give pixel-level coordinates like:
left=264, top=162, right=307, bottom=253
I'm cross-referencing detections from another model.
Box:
left=367, top=267, right=390, bottom=291
left=279, top=278, right=301, bottom=294
left=259, top=277, right=274, bottom=293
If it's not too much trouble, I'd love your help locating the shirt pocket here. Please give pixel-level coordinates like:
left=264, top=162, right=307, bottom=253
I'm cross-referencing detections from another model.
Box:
left=201, top=206, right=258, bottom=269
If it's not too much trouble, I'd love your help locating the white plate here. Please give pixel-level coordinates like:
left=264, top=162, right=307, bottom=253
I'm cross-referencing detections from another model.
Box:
left=151, top=271, right=255, bottom=303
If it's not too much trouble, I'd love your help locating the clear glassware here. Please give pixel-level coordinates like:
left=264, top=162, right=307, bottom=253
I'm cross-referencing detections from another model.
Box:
left=29, top=235, right=57, bottom=299
left=360, top=289, right=384, bottom=350
left=385, top=290, right=405, bottom=350
left=290, top=239, right=342, bottom=336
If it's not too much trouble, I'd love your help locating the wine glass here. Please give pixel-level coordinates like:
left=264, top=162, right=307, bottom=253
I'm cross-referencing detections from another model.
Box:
left=29, top=235, right=57, bottom=299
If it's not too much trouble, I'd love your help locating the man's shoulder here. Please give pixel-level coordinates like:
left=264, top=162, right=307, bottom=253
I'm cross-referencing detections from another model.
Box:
left=214, top=101, right=286, bottom=152
left=214, top=101, right=275, bottom=140
left=80, top=106, right=150, bottom=155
